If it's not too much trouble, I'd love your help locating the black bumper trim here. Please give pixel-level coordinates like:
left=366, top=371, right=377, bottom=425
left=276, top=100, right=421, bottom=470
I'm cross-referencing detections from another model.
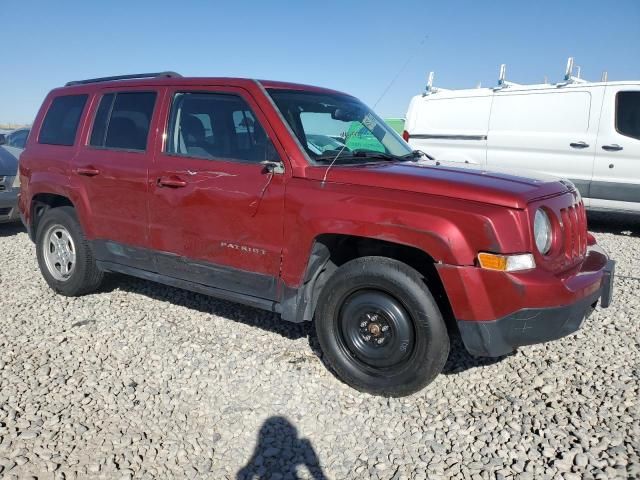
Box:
left=457, top=261, right=615, bottom=357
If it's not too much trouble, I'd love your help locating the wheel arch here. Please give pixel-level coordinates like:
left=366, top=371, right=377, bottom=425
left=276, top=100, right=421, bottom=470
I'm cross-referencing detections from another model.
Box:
left=278, top=233, right=456, bottom=331
left=29, top=193, right=76, bottom=241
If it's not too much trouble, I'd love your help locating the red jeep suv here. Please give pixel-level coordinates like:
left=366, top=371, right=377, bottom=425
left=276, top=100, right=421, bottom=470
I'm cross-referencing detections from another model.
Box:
left=19, top=72, right=614, bottom=396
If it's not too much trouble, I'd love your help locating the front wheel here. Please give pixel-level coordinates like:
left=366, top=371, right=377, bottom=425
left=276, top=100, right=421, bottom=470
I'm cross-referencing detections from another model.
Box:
left=315, top=256, right=449, bottom=397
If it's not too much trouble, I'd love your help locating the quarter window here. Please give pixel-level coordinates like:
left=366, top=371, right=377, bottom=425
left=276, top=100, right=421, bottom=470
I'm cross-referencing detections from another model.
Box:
left=38, top=95, right=88, bottom=146
left=616, top=91, right=640, bottom=141
left=89, top=92, right=157, bottom=151
left=166, top=92, right=277, bottom=163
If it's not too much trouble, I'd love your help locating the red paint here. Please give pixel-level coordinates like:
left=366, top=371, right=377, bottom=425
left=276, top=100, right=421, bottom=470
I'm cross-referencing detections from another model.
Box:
left=19, top=76, right=610, bottom=322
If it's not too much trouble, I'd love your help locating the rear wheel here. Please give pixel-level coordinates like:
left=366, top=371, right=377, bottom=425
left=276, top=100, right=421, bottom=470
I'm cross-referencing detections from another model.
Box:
left=36, top=206, right=103, bottom=296
left=315, top=256, right=449, bottom=397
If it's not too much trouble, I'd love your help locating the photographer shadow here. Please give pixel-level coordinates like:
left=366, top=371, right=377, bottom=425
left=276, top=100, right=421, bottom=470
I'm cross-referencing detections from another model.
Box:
left=237, top=416, right=326, bottom=480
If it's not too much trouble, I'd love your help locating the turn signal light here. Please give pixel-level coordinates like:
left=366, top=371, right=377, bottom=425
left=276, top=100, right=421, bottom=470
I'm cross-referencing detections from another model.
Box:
left=477, top=253, right=535, bottom=272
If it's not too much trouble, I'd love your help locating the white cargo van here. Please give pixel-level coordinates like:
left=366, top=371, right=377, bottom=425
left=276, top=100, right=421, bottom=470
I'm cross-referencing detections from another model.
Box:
left=404, top=66, right=640, bottom=213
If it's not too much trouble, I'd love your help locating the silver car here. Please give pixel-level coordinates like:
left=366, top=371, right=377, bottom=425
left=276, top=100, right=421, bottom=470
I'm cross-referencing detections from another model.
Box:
left=0, top=144, right=22, bottom=223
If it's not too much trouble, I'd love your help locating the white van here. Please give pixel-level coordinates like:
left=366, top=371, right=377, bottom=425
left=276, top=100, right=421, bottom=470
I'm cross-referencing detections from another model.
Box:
left=404, top=71, right=640, bottom=213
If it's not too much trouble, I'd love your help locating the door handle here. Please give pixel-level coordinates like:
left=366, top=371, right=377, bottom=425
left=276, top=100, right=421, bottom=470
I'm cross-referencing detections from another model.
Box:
left=75, top=166, right=100, bottom=177
left=569, top=141, right=589, bottom=149
left=157, top=176, right=187, bottom=188
left=602, top=144, right=623, bottom=152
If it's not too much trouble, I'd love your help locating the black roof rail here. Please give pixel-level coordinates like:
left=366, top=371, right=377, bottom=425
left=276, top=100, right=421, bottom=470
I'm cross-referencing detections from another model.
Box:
left=65, top=71, right=182, bottom=87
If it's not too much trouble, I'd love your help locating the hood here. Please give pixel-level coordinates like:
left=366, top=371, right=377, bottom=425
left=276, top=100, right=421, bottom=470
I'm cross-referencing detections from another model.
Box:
left=0, top=146, right=20, bottom=175
left=314, top=162, right=572, bottom=209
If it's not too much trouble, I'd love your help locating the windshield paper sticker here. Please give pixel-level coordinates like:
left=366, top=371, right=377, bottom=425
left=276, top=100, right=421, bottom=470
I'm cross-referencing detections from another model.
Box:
left=362, top=113, right=378, bottom=131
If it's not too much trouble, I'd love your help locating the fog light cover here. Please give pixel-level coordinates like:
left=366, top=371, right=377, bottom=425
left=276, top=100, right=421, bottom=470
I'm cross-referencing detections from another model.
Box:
left=478, top=252, right=536, bottom=272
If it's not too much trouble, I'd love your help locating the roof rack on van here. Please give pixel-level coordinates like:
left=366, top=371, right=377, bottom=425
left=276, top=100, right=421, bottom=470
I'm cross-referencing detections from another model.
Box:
left=561, top=58, right=587, bottom=85
left=493, top=64, right=521, bottom=91
left=423, top=72, right=450, bottom=96
left=65, top=71, right=182, bottom=87
left=422, top=57, right=612, bottom=95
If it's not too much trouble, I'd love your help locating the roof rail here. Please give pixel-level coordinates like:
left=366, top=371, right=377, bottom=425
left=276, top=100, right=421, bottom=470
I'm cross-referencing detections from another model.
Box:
left=65, top=71, right=182, bottom=87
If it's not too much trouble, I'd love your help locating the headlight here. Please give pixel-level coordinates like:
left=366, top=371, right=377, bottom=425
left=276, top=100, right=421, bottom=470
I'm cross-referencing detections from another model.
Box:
left=11, top=174, right=20, bottom=189
left=534, top=209, right=552, bottom=255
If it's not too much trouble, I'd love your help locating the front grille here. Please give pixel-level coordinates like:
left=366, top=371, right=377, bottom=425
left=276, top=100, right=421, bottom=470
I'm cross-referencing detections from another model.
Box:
left=0, top=208, right=11, bottom=216
left=560, top=200, right=587, bottom=262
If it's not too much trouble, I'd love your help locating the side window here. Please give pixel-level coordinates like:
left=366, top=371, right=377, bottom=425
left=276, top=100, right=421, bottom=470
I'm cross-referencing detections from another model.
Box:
left=7, top=130, right=28, bottom=148
left=14, top=130, right=29, bottom=148
left=38, top=95, right=88, bottom=146
left=89, top=92, right=157, bottom=151
left=616, top=91, right=640, bottom=141
left=166, top=92, right=277, bottom=163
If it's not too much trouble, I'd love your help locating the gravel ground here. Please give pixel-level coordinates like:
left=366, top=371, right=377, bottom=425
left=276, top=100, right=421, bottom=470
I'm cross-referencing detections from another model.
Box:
left=0, top=213, right=638, bottom=480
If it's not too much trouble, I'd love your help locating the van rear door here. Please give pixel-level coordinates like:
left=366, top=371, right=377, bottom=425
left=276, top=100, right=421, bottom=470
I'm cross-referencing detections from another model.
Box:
left=591, top=86, right=640, bottom=212
left=486, top=88, right=602, bottom=206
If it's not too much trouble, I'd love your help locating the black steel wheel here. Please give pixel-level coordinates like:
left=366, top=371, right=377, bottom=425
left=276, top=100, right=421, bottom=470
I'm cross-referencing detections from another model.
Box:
left=315, top=256, right=449, bottom=397
left=338, top=289, right=415, bottom=370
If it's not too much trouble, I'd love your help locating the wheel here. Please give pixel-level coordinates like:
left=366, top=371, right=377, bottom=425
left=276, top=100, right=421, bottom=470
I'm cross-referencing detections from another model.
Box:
left=315, top=256, right=449, bottom=397
left=35, top=206, right=103, bottom=296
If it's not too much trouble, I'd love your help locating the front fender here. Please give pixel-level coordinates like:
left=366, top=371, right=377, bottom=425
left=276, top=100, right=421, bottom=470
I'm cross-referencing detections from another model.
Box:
left=280, top=178, right=527, bottom=288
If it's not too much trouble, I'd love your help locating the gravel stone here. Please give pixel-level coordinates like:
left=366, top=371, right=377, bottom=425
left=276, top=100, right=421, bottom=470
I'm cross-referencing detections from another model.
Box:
left=0, top=214, right=638, bottom=479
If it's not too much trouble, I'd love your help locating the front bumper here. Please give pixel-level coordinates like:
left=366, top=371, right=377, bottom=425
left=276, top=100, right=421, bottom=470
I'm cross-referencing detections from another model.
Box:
left=438, top=246, right=614, bottom=357
left=0, top=186, right=20, bottom=224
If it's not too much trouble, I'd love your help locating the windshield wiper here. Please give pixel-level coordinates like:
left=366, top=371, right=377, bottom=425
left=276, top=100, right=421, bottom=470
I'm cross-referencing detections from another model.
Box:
left=401, top=150, right=435, bottom=161
left=316, top=150, right=403, bottom=163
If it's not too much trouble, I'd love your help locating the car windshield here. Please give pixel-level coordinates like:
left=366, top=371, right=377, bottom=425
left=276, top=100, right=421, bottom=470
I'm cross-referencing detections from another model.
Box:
left=267, top=89, right=413, bottom=164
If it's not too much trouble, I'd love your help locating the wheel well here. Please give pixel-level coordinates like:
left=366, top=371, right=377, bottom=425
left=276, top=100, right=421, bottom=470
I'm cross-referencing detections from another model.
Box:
left=307, top=234, right=456, bottom=331
left=29, top=194, right=74, bottom=240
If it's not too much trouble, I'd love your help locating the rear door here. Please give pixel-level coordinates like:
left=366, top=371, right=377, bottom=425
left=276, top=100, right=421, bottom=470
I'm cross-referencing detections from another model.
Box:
left=72, top=88, right=161, bottom=248
left=148, top=85, right=287, bottom=300
left=486, top=88, right=602, bottom=205
left=591, top=86, right=640, bottom=212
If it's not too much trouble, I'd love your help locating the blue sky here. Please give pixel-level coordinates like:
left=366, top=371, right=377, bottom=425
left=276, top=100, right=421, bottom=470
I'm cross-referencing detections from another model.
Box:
left=1, top=0, right=639, bottom=124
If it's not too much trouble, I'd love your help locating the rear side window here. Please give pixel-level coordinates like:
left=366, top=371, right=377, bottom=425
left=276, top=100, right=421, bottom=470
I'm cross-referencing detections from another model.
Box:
left=89, top=92, right=157, bottom=151
left=38, top=95, right=88, bottom=146
left=616, top=91, right=640, bottom=141
left=166, top=92, right=277, bottom=163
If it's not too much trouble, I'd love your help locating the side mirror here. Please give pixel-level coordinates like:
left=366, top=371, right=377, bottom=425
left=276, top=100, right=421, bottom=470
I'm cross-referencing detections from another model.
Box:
left=0, top=134, right=6, bottom=146
left=260, top=160, right=284, bottom=175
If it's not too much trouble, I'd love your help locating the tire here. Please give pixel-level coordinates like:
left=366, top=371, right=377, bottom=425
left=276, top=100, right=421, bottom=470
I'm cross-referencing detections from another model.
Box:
left=35, top=206, right=103, bottom=296
left=315, top=256, right=449, bottom=397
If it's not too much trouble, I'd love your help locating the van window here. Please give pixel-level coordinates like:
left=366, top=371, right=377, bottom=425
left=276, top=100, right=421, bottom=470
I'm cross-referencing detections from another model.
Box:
left=616, top=91, right=640, bottom=141
left=166, top=92, right=276, bottom=163
left=490, top=92, right=591, bottom=133
left=89, top=92, right=157, bottom=151
left=38, top=95, right=88, bottom=146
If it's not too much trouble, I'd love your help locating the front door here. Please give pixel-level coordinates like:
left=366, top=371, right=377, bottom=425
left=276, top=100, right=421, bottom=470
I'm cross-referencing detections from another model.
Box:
left=148, top=86, right=287, bottom=300
left=591, top=86, right=640, bottom=212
